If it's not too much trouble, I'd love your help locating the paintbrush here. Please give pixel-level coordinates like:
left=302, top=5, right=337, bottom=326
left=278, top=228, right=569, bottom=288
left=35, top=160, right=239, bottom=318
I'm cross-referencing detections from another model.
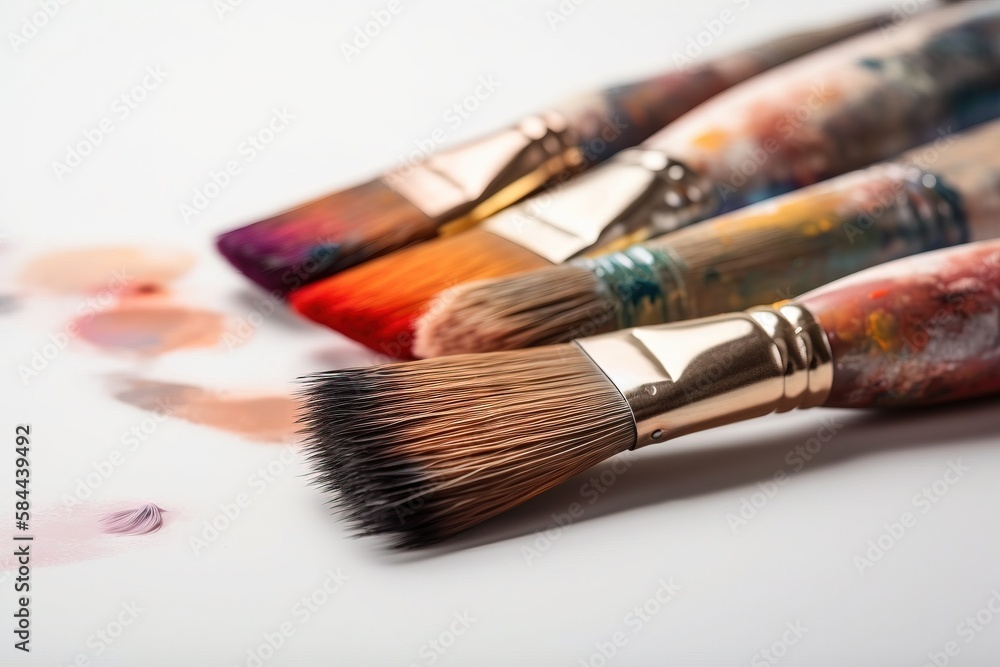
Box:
left=215, top=13, right=887, bottom=295
left=300, top=240, right=1000, bottom=547
left=290, top=1, right=1000, bottom=359
left=414, top=119, right=1000, bottom=356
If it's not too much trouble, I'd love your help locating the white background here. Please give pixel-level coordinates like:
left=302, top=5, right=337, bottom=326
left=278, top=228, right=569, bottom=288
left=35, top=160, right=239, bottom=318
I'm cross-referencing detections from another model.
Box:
left=3, top=0, right=1000, bottom=664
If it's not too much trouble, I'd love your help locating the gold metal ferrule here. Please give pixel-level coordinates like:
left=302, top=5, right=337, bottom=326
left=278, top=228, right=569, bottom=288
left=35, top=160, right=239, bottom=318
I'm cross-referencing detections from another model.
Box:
left=381, top=111, right=582, bottom=232
left=481, top=147, right=717, bottom=264
left=575, top=303, right=833, bottom=449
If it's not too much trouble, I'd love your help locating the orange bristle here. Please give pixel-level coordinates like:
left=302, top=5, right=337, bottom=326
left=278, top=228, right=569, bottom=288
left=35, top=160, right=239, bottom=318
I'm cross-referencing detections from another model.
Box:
left=288, top=228, right=552, bottom=358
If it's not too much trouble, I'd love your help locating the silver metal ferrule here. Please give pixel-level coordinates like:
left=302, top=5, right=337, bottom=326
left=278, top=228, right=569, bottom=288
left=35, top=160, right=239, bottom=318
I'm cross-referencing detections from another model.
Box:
left=481, top=148, right=718, bottom=264
left=381, top=111, right=582, bottom=229
left=575, top=303, right=833, bottom=449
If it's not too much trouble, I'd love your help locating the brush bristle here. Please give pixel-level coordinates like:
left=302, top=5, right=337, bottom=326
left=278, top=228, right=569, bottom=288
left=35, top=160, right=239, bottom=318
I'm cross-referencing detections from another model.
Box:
left=299, top=344, right=635, bottom=547
left=215, top=179, right=437, bottom=295
left=288, top=229, right=552, bottom=358
left=414, top=265, right=615, bottom=357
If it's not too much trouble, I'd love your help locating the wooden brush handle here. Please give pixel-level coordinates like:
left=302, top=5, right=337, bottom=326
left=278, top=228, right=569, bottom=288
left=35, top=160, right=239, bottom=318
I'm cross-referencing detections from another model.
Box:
left=641, top=120, right=1000, bottom=321
left=569, top=12, right=888, bottom=160
left=650, top=2, right=1000, bottom=212
left=796, top=240, right=1000, bottom=408
left=584, top=121, right=1000, bottom=332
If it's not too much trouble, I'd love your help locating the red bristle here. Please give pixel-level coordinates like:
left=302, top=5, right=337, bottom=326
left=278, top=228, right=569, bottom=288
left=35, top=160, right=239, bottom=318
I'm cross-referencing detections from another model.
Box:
left=289, top=229, right=552, bottom=357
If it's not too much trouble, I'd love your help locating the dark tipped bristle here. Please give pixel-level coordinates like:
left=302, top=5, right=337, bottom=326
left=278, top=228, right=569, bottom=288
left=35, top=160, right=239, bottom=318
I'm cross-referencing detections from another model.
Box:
left=288, top=229, right=553, bottom=358
left=215, top=179, right=437, bottom=295
left=299, top=345, right=636, bottom=547
left=414, top=265, right=615, bottom=357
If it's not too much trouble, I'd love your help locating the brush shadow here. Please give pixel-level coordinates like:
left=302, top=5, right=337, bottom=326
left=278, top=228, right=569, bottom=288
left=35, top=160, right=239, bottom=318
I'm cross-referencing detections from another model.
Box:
left=389, top=397, right=1000, bottom=561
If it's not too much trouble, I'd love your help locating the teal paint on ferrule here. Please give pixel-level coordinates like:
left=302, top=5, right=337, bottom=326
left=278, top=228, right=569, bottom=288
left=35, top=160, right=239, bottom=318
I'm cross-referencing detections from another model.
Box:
left=576, top=246, right=688, bottom=330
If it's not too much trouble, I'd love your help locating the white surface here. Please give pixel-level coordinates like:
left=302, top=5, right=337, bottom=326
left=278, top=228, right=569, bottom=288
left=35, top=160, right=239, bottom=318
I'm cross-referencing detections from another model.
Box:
left=3, top=1, right=1000, bottom=665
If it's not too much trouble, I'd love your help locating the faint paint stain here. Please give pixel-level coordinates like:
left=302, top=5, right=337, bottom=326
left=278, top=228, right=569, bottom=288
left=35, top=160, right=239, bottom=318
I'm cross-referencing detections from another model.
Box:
left=0, top=503, right=173, bottom=569
left=74, top=304, right=226, bottom=355
left=20, top=246, right=195, bottom=294
left=110, top=376, right=298, bottom=443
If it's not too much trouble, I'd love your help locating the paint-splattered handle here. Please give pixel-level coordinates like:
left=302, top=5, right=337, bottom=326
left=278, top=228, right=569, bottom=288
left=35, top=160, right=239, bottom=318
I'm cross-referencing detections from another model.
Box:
left=652, top=2, right=1000, bottom=213
left=796, top=240, right=1000, bottom=408
left=559, top=12, right=889, bottom=163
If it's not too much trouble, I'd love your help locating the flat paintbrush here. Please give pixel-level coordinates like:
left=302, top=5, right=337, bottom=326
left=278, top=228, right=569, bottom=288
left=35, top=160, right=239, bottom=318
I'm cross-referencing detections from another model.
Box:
left=415, top=118, right=1000, bottom=356
left=291, top=1, right=1000, bottom=358
left=300, top=240, right=1000, bottom=548
left=215, top=14, right=882, bottom=295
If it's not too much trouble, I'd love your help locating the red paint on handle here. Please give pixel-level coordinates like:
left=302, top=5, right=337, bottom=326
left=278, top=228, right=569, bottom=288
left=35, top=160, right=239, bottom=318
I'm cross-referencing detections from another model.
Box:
left=797, top=241, right=1000, bottom=408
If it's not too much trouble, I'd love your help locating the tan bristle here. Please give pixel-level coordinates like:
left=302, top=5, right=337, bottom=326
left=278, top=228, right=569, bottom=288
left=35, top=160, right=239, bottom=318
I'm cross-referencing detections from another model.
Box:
left=289, top=228, right=553, bottom=357
left=299, top=345, right=636, bottom=547
left=414, top=264, right=617, bottom=357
